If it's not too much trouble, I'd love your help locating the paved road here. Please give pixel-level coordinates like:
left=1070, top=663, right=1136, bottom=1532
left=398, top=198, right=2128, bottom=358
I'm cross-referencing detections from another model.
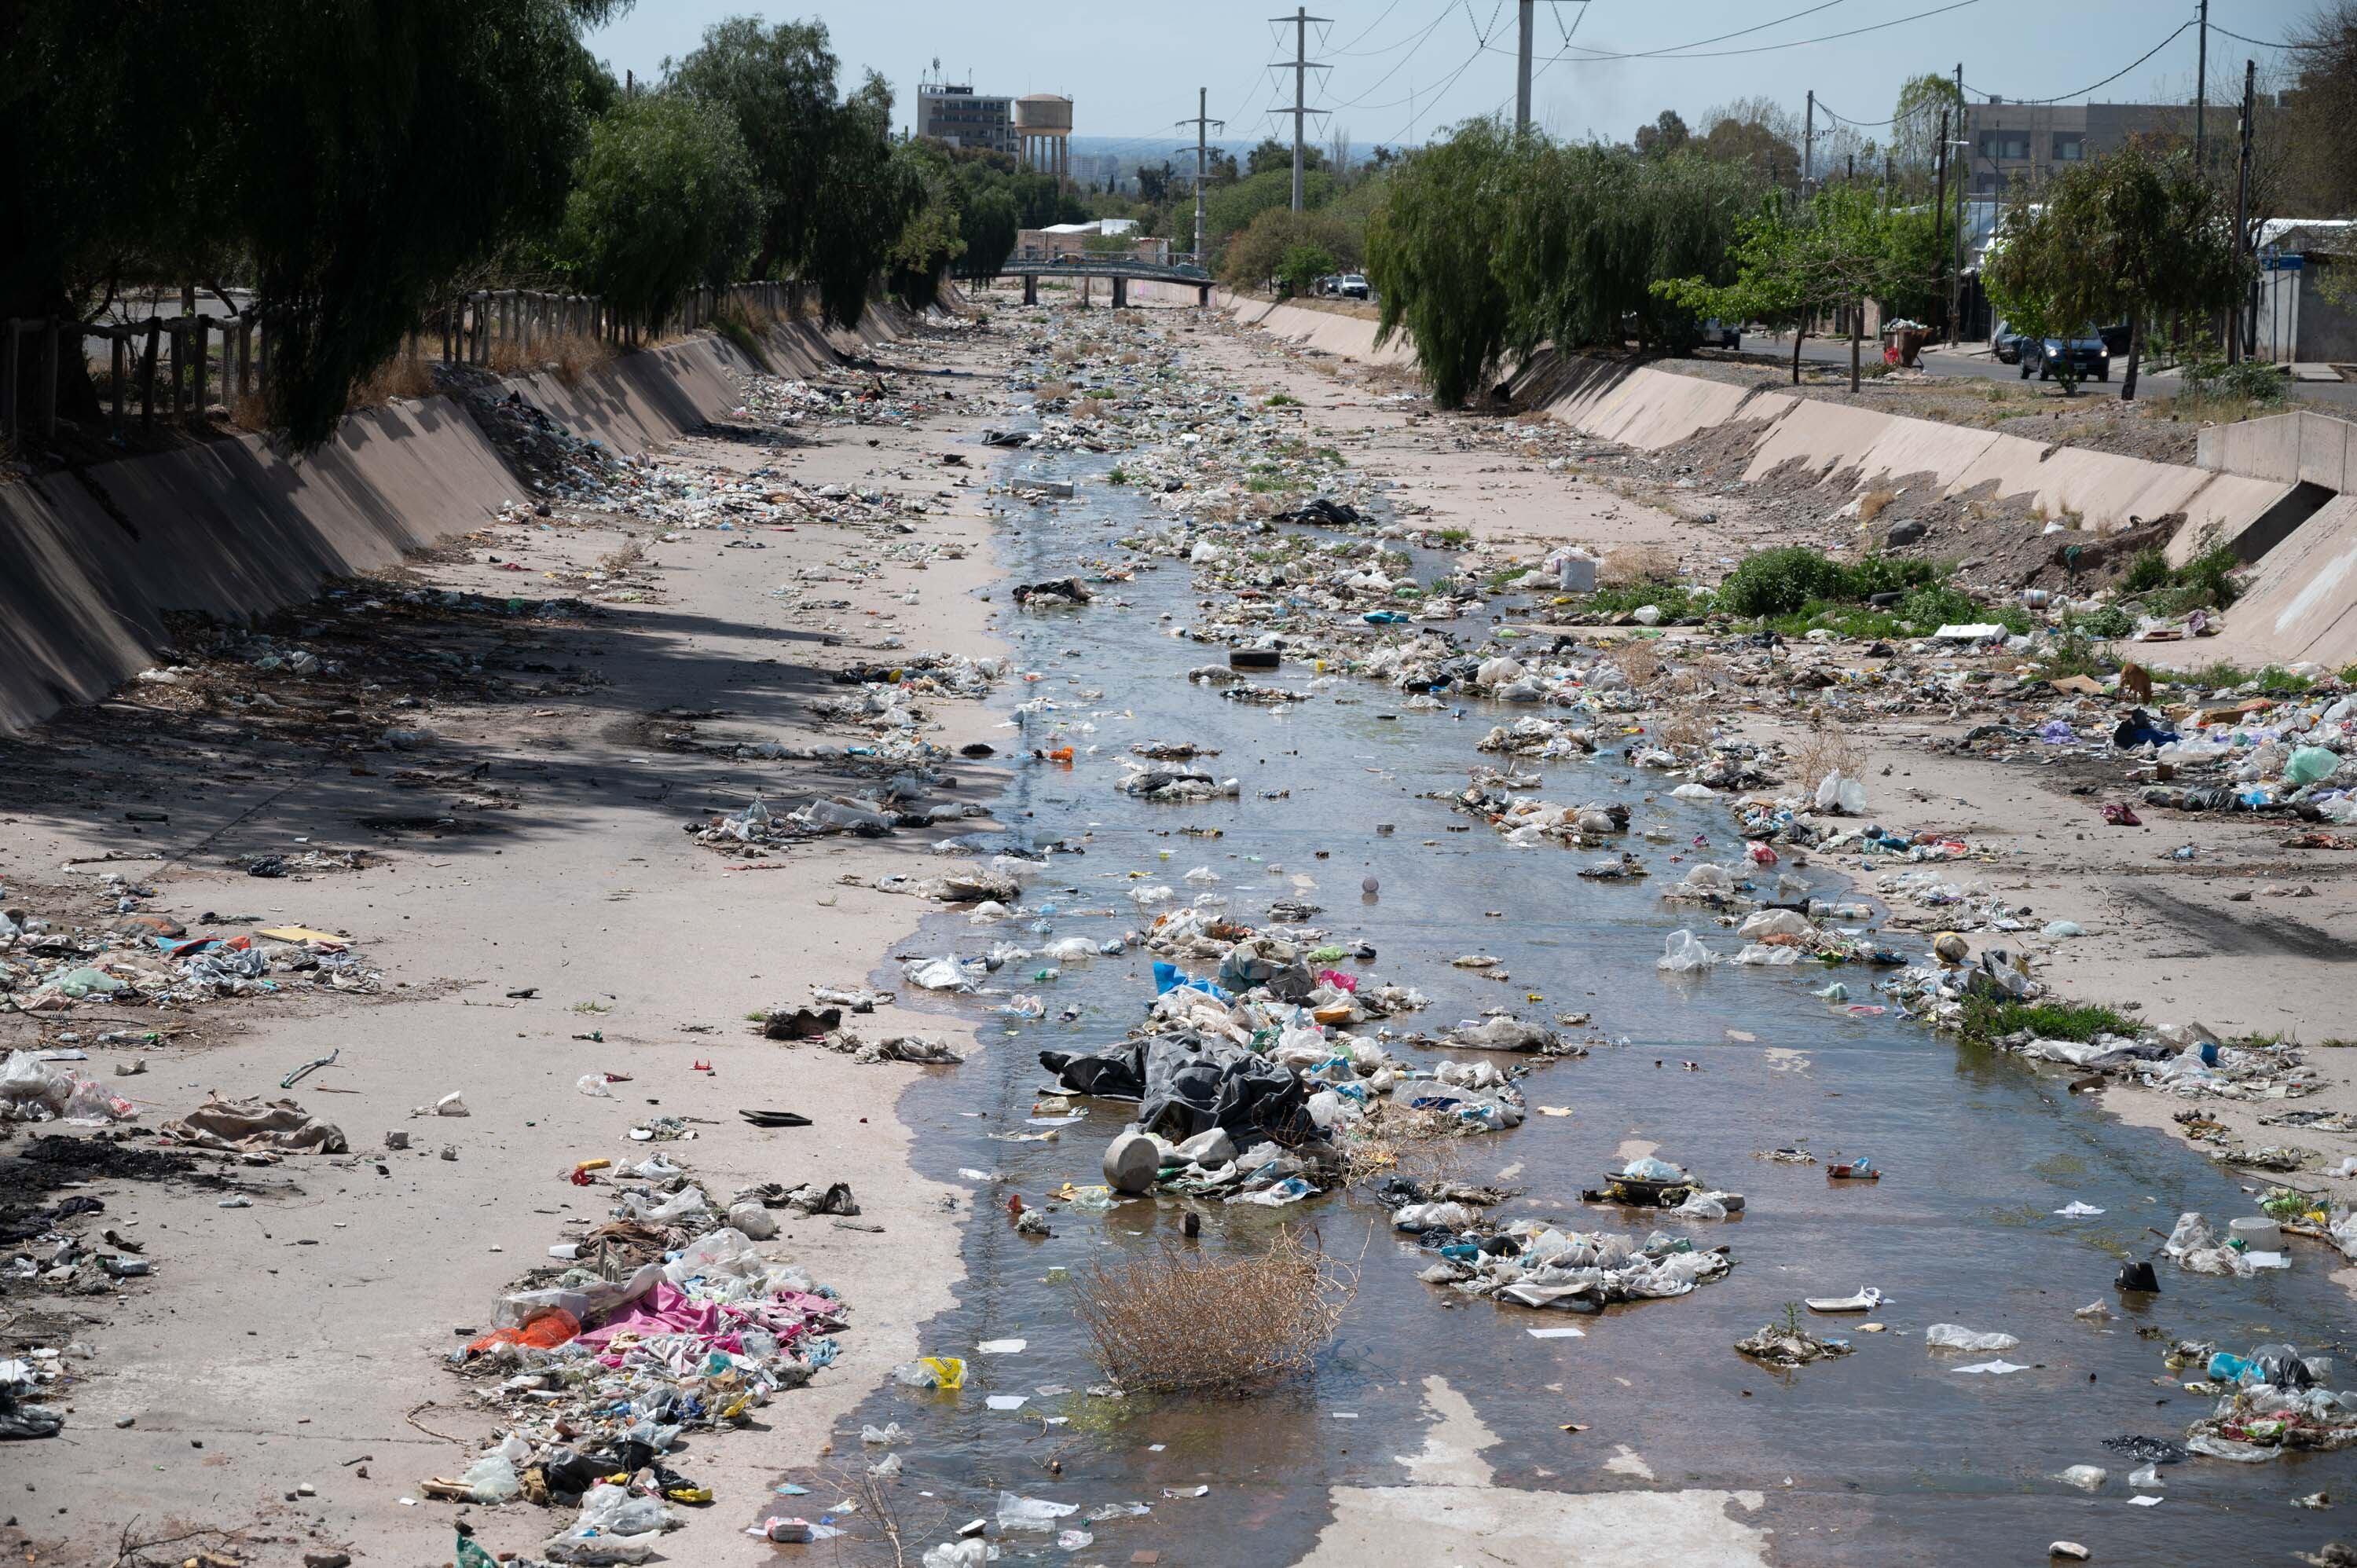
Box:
left=1735, top=328, right=2357, bottom=412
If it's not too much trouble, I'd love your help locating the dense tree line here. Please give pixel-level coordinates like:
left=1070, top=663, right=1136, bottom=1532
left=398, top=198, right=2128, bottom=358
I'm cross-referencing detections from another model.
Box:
left=0, top=3, right=970, bottom=449
left=1367, top=122, right=1766, bottom=406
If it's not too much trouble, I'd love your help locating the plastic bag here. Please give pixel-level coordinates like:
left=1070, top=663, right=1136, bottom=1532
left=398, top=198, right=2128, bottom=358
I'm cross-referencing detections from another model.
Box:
left=1925, top=1323, right=2019, bottom=1352
left=996, top=1492, right=1079, bottom=1531
left=462, top=1453, right=522, bottom=1504
left=892, top=1357, right=966, bottom=1390
left=1813, top=772, right=1869, bottom=814
left=576, top=1074, right=614, bottom=1097
left=1622, top=1156, right=1684, bottom=1182
left=577, top=1483, right=672, bottom=1536
left=2286, top=746, right=2341, bottom=787
left=1657, top=930, right=1716, bottom=973
left=922, top=1542, right=992, bottom=1568
left=0, top=1051, right=68, bottom=1115
left=1736, top=909, right=1813, bottom=940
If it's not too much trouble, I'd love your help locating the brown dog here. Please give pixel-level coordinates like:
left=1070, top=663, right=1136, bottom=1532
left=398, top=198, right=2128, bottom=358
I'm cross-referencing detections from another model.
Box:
left=2119, top=662, right=2153, bottom=705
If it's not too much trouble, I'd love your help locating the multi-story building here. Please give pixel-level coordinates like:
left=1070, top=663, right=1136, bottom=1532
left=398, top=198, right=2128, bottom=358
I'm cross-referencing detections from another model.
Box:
left=917, top=81, right=1016, bottom=156
left=1959, top=98, right=2212, bottom=195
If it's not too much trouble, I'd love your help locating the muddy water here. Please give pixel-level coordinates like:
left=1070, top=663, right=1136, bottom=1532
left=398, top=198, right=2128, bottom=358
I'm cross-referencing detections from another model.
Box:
left=800, top=430, right=2357, bottom=1566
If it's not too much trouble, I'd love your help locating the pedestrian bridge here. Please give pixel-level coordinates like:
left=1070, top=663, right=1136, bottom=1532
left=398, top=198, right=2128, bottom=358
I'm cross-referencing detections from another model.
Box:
left=984, top=258, right=1214, bottom=307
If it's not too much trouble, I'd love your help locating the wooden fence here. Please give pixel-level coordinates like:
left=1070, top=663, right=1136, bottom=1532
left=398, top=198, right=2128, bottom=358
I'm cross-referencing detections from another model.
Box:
left=0, top=280, right=807, bottom=445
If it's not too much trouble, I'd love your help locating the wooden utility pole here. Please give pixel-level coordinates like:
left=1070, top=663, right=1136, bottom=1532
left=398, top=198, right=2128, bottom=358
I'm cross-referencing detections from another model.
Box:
left=1931, top=108, right=1950, bottom=338
left=2195, top=0, right=2209, bottom=170
left=1950, top=64, right=1967, bottom=346
left=2234, top=57, right=2256, bottom=363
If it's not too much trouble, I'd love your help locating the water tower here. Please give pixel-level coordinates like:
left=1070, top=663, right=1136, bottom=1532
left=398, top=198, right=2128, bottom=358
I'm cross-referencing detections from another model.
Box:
left=1014, top=94, right=1074, bottom=187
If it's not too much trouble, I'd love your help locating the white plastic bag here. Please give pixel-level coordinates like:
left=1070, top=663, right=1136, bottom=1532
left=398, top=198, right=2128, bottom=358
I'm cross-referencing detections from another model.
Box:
left=996, top=1491, right=1078, bottom=1531
left=1657, top=930, right=1716, bottom=973
left=1924, top=1323, right=2019, bottom=1352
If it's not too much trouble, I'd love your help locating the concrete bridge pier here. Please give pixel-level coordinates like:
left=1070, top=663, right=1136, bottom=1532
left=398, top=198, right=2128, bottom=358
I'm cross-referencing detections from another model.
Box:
left=1197, top=284, right=1211, bottom=307
left=1112, top=277, right=1128, bottom=309
left=1022, top=274, right=1037, bottom=306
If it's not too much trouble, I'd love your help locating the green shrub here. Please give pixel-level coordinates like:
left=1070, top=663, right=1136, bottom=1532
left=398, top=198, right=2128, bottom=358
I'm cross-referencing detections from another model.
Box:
left=2078, top=604, right=2134, bottom=639
left=2178, top=544, right=2242, bottom=609
left=1588, top=579, right=1705, bottom=618
left=2256, top=665, right=2315, bottom=694
left=1897, top=584, right=1980, bottom=631
left=1717, top=548, right=1858, bottom=617
left=1961, top=996, right=2134, bottom=1044
left=2121, top=547, right=2172, bottom=593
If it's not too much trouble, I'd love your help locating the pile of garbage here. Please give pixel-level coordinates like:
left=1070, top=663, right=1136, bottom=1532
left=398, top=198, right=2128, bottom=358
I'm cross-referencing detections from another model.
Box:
left=1735, top=1320, right=1854, bottom=1368
left=1410, top=1214, right=1734, bottom=1310
left=2182, top=1342, right=2357, bottom=1460
left=439, top=1156, right=849, bottom=1558
left=0, top=898, right=382, bottom=1024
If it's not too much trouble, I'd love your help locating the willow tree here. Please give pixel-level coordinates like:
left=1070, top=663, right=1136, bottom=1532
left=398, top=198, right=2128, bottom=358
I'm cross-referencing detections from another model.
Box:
left=1497, top=143, right=1752, bottom=357
left=1365, top=119, right=1523, bottom=408
left=3, top=0, right=610, bottom=446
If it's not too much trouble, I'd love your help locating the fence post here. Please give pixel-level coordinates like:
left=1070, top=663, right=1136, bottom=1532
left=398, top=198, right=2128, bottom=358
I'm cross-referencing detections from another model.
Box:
left=110, top=329, right=126, bottom=440
left=141, top=318, right=159, bottom=430
left=39, top=317, right=59, bottom=437
left=2, top=319, right=17, bottom=441
left=192, top=317, right=209, bottom=423
left=238, top=317, right=252, bottom=398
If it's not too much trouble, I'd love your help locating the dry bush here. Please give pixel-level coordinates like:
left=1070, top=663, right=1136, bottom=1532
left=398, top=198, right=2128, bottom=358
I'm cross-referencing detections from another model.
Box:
left=225, top=389, right=271, bottom=433
left=1073, top=397, right=1107, bottom=422
left=1601, top=543, right=1678, bottom=588
left=1658, top=709, right=1712, bottom=747
left=486, top=335, right=537, bottom=376
left=1857, top=487, right=1898, bottom=526
left=1033, top=378, right=1072, bottom=401
left=1073, top=1228, right=1354, bottom=1396
left=350, top=351, right=436, bottom=408
left=1790, top=716, right=1864, bottom=789
left=598, top=537, right=645, bottom=573
left=1607, top=639, right=1663, bottom=687
left=548, top=330, right=610, bottom=387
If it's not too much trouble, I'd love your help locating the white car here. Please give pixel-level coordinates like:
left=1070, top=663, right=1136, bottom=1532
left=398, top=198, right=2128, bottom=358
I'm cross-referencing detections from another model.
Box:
left=1336, top=274, right=1370, bottom=299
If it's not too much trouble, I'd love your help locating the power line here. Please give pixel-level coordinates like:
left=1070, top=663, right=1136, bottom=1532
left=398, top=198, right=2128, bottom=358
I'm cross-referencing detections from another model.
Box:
left=1376, top=40, right=1490, bottom=146
left=1497, top=0, right=1849, bottom=64
left=1813, top=97, right=1894, bottom=128
left=1318, top=6, right=1463, bottom=110
left=1964, top=19, right=2195, bottom=106
left=1327, top=0, right=1413, bottom=56
left=2209, top=24, right=2328, bottom=51
left=1505, top=0, right=1976, bottom=64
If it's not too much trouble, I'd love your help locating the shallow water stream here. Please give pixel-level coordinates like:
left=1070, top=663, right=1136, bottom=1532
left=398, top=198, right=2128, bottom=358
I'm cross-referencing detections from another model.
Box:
left=796, top=387, right=2357, bottom=1567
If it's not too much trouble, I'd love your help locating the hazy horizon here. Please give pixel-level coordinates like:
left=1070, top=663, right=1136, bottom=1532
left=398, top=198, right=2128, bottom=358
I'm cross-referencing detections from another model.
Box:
left=587, top=0, right=2324, bottom=167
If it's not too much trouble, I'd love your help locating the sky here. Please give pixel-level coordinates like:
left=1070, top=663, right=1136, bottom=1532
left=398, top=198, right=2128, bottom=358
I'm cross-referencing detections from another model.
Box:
left=586, top=0, right=2326, bottom=162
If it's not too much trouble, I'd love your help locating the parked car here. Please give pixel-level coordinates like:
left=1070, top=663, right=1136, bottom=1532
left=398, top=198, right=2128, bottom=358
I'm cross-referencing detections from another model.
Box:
left=2098, top=322, right=2132, bottom=355
left=1336, top=273, right=1370, bottom=299
left=1991, top=320, right=2030, bottom=364
left=1699, top=317, right=1740, bottom=350
left=2020, top=330, right=2111, bottom=382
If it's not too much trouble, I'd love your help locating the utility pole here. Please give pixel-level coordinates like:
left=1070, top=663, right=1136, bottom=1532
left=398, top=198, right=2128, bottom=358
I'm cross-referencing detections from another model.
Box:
left=2195, top=0, right=2210, bottom=172
left=1803, top=90, right=1815, bottom=196
left=1931, top=108, right=1951, bottom=336
left=1951, top=64, right=1967, bottom=346
left=1274, top=7, right=1331, bottom=212
left=1516, top=0, right=1535, bottom=134
left=2234, top=57, right=2256, bottom=363
left=1177, top=88, right=1226, bottom=266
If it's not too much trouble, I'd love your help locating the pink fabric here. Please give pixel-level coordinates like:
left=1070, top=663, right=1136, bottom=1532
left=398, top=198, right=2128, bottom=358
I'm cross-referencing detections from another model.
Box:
left=577, top=1284, right=725, bottom=1349
left=1316, top=968, right=1359, bottom=994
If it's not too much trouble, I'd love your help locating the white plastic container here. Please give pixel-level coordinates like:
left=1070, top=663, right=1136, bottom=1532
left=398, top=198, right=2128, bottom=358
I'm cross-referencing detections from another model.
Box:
left=2230, top=1215, right=2282, bottom=1251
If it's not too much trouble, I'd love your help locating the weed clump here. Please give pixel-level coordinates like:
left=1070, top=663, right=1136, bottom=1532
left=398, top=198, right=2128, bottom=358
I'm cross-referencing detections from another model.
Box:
left=1073, top=1228, right=1354, bottom=1396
